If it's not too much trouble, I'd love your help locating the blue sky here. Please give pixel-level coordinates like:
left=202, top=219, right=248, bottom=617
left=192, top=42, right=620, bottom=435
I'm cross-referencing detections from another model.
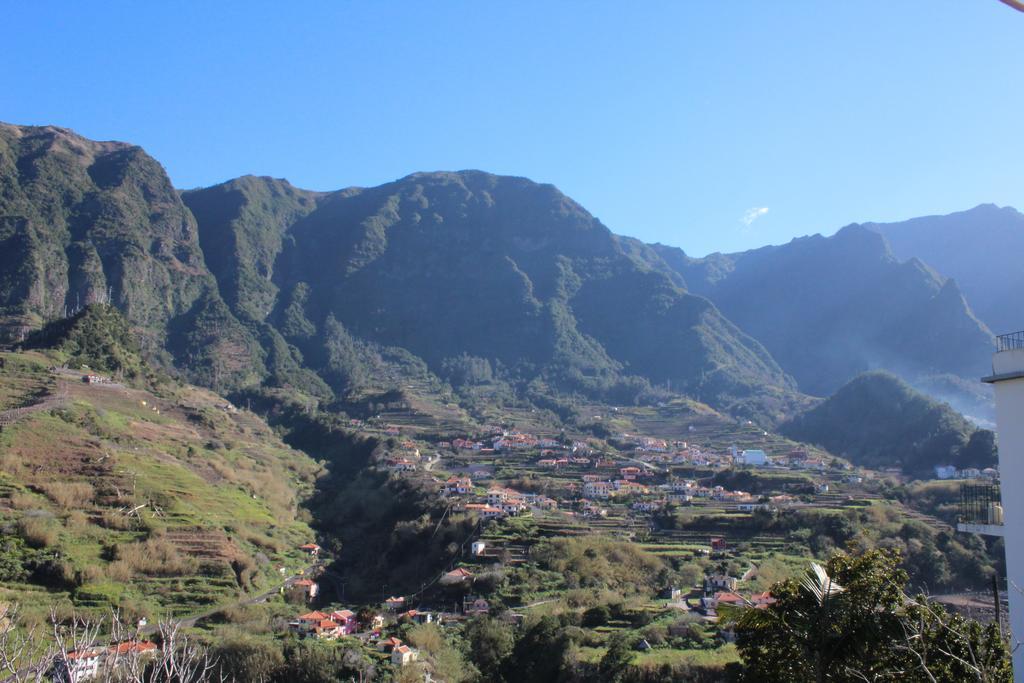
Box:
left=2, top=1, right=1021, bottom=255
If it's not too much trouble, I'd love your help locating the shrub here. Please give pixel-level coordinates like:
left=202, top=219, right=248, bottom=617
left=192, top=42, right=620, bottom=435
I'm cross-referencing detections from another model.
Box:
left=18, top=518, right=59, bottom=548
left=98, top=510, right=137, bottom=530
left=582, top=605, right=612, bottom=627
left=40, top=482, right=94, bottom=509
left=66, top=510, right=90, bottom=530
left=108, top=538, right=196, bottom=577
left=9, top=492, right=38, bottom=510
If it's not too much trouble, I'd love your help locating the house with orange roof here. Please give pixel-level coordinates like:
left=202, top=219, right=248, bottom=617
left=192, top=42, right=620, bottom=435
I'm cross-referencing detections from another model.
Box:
left=443, top=567, right=474, bottom=583
left=379, top=636, right=403, bottom=652
left=445, top=476, right=473, bottom=495
left=750, top=591, right=776, bottom=609
left=330, top=609, right=358, bottom=635
left=290, top=611, right=339, bottom=637
left=391, top=644, right=419, bottom=667
left=293, top=578, right=319, bottom=600
left=58, top=641, right=158, bottom=683
left=387, top=458, right=417, bottom=472
left=299, top=542, right=321, bottom=556
left=399, top=609, right=438, bottom=625
left=313, top=618, right=342, bottom=639
left=713, top=591, right=747, bottom=608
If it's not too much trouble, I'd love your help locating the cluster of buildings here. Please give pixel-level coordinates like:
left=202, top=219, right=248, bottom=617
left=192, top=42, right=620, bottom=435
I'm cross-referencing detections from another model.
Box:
left=581, top=478, right=650, bottom=500
left=442, top=482, right=557, bottom=520
left=289, top=609, right=360, bottom=639
left=934, top=465, right=999, bottom=480
left=57, top=641, right=158, bottom=683
left=443, top=431, right=593, bottom=456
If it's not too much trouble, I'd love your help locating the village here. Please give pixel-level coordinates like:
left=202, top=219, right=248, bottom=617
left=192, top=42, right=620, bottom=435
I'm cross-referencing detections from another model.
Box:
left=243, top=416, right=889, bottom=672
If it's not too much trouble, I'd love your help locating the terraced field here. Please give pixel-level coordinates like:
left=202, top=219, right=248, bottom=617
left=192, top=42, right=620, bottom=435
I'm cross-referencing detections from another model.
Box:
left=0, top=350, right=321, bottom=620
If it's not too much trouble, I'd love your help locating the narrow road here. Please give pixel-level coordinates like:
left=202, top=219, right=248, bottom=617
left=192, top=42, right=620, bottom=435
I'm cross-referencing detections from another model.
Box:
left=142, top=563, right=318, bottom=632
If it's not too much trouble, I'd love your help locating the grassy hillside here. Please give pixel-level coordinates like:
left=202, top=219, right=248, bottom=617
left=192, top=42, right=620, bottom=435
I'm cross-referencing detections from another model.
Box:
left=0, top=349, right=322, bottom=622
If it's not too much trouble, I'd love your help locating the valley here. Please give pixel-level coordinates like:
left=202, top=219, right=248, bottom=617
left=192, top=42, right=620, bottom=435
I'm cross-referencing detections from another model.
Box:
left=0, top=121, right=1012, bottom=681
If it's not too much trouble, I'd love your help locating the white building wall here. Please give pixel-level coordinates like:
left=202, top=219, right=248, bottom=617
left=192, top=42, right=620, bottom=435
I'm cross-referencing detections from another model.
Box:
left=987, top=350, right=1024, bottom=679
left=990, top=347, right=1024, bottom=680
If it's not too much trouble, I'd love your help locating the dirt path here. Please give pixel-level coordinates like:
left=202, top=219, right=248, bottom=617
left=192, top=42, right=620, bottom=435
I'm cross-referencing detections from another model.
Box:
left=142, top=562, right=319, bottom=632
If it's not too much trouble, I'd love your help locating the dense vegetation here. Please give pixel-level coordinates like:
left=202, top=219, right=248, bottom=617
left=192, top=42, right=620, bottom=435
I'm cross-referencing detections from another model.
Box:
left=25, top=304, right=156, bottom=383
left=0, top=123, right=262, bottom=390
left=182, top=171, right=800, bottom=421
left=780, top=371, right=997, bottom=475
left=736, top=549, right=1010, bottom=681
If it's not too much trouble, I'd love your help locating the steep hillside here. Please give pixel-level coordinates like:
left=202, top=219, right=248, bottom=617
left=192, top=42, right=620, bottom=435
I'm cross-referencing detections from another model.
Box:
left=866, top=203, right=1024, bottom=335
left=779, top=371, right=997, bottom=475
left=0, top=345, right=322, bottom=619
left=655, top=225, right=994, bottom=398
left=184, top=172, right=797, bottom=419
left=0, top=123, right=264, bottom=388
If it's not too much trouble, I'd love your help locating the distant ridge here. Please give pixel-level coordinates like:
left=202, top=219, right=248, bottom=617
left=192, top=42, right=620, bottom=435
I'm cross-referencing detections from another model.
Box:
left=653, top=224, right=994, bottom=401
left=865, top=203, right=1024, bottom=335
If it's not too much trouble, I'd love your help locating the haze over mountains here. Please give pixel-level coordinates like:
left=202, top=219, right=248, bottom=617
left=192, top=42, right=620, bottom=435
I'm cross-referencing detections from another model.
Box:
left=0, top=122, right=1010, bottom=424
left=865, top=203, right=1024, bottom=336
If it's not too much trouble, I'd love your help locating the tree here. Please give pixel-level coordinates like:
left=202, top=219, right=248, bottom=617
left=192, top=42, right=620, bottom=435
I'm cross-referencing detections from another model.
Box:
left=958, top=429, right=998, bottom=469
left=736, top=549, right=1011, bottom=682
left=275, top=641, right=374, bottom=683
left=502, top=616, right=573, bottom=683
left=465, top=616, right=515, bottom=683
left=598, top=632, right=635, bottom=683
left=210, top=636, right=284, bottom=683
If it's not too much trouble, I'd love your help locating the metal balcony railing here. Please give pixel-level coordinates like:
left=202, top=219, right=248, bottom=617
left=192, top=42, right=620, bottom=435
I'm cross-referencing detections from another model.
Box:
left=996, top=331, right=1024, bottom=352
left=959, top=482, right=1003, bottom=526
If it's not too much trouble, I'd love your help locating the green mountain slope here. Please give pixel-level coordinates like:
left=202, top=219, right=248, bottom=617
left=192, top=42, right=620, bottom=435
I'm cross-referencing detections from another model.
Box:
left=184, top=171, right=797, bottom=418
left=0, top=344, right=322, bottom=619
left=655, top=226, right=994, bottom=399
left=866, top=203, right=1024, bottom=335
left=0, top=123, right=265, bottom=389
left=779, top=371, right=997, bottom=475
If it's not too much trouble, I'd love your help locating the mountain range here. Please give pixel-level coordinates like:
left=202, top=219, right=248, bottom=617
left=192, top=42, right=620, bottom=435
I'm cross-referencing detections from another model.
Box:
left=0, top=122, right=1008, bottom=424
left=652, top=225, right=997, bottom=421
left=865, top=203, right=1024, bottom=336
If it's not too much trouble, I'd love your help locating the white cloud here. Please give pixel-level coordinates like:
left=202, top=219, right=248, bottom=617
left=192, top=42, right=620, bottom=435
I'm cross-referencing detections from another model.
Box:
left=741, top=207, right=769, bottom=227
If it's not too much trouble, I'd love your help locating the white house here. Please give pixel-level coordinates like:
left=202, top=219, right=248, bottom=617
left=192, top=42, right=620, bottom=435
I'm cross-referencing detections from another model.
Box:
left=740, top=449, right=768, bottom=466
left=963, top=331, right=1023, bottom=677
left=56, top=642, right=159, bottom=683
left=391, top=645, right=419, bottom=667
left=583, top=481, right=613, bottom=499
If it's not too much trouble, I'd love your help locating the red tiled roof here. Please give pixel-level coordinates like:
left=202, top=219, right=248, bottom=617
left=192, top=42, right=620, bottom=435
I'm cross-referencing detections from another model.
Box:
left=714, top=592, right=746, bottom=605
left=67, top=641, right=157, bottom=660
left=297, top=611, right=329, bottom=621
